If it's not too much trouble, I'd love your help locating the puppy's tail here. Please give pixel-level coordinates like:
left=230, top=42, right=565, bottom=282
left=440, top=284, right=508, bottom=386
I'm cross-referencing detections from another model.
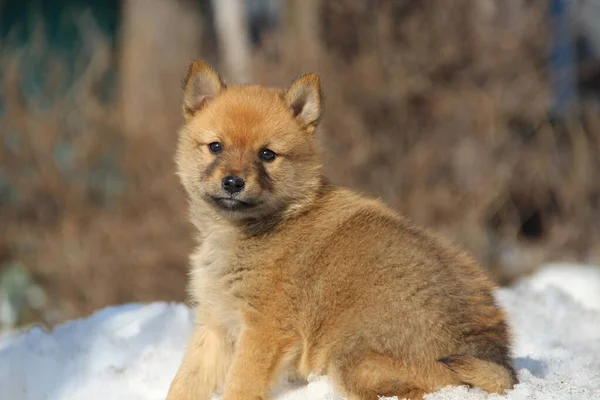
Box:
left=438, top=355, right=517, bottom=394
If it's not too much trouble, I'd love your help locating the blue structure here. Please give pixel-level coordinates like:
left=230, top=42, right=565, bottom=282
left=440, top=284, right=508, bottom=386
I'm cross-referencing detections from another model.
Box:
left=549, top=0, right=578, bottom=117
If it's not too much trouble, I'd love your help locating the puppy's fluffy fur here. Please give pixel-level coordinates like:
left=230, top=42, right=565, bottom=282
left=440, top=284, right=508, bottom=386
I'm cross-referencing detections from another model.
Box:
left=166, top=60, right=517, bottom=400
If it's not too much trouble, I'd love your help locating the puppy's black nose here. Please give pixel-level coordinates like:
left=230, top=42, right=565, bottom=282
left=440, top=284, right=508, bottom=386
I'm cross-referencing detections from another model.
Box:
left=222, top=175, right=245, bottom=194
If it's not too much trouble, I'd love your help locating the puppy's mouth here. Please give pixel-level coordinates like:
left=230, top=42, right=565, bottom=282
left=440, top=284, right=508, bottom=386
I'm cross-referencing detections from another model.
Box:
left=209, top=196, right=258, bottom=211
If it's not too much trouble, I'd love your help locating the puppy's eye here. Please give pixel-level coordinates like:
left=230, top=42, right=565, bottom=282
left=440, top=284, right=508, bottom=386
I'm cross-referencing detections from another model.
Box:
left=208, top=142, right=223, bottom=154
left=259, top=148, right=277, bottom=162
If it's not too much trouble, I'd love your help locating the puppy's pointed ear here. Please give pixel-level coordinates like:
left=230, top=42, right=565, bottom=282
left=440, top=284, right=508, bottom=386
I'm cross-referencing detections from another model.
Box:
left=182, top=60, right=226, bottom=120
left=284, top=73, right=322, bottom=132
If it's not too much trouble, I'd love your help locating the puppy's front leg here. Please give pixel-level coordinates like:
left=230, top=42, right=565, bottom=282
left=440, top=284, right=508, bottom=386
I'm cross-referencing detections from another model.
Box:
left=166, top=323, right=234, bottom=400
left=221, top=319, right=290, bottom=400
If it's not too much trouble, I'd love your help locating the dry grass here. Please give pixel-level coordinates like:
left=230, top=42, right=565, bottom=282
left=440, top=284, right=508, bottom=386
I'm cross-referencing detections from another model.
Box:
left=0, top=16, right=193, bottom=325
left=1, top=0, right=599, bottom=325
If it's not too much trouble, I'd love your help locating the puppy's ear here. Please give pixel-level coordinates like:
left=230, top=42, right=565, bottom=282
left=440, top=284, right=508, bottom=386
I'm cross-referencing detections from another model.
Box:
left=182, top=60, right=226, bottom=120
left=284, top=73, right=322, bottom=132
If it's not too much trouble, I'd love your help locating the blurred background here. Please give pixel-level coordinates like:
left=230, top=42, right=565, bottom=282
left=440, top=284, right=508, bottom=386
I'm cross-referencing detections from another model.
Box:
left=1, top=0, right=599, bottom=332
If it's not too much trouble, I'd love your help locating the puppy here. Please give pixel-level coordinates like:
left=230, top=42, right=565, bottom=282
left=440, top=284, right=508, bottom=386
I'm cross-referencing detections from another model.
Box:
left=166, top=60, right=517, bottom=400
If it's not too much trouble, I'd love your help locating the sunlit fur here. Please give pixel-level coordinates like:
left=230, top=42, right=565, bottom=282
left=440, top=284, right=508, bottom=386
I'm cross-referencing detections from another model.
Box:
left=167, top=61, right=517, bottom=400
left=176, top=85, right=322, bottom=225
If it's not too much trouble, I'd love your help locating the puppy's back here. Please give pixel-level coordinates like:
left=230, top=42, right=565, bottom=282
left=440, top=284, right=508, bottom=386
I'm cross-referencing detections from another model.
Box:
left=261, top=186, right=516, bottom=393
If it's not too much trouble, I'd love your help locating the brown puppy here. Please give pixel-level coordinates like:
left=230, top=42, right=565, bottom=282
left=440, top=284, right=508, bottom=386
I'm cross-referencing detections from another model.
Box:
left=166, top=60, right=517, bottom=400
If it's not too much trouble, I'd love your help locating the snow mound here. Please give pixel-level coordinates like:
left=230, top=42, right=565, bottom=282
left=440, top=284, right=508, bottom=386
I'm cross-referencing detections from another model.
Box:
left=1, top=266, right=600, bottom=400
left=0, top=303, right=193, bottom=400
left=526, top=263, right=600, bottom=311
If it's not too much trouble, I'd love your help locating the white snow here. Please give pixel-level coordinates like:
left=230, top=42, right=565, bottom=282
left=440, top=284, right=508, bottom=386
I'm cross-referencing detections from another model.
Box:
left=1, top=264, right=600, bottom=400
left=525, top=263, right=600, bottom=311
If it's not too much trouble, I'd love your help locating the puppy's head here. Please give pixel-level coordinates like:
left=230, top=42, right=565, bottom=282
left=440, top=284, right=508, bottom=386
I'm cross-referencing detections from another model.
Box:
left=176, top=60, right=324, bottom=221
